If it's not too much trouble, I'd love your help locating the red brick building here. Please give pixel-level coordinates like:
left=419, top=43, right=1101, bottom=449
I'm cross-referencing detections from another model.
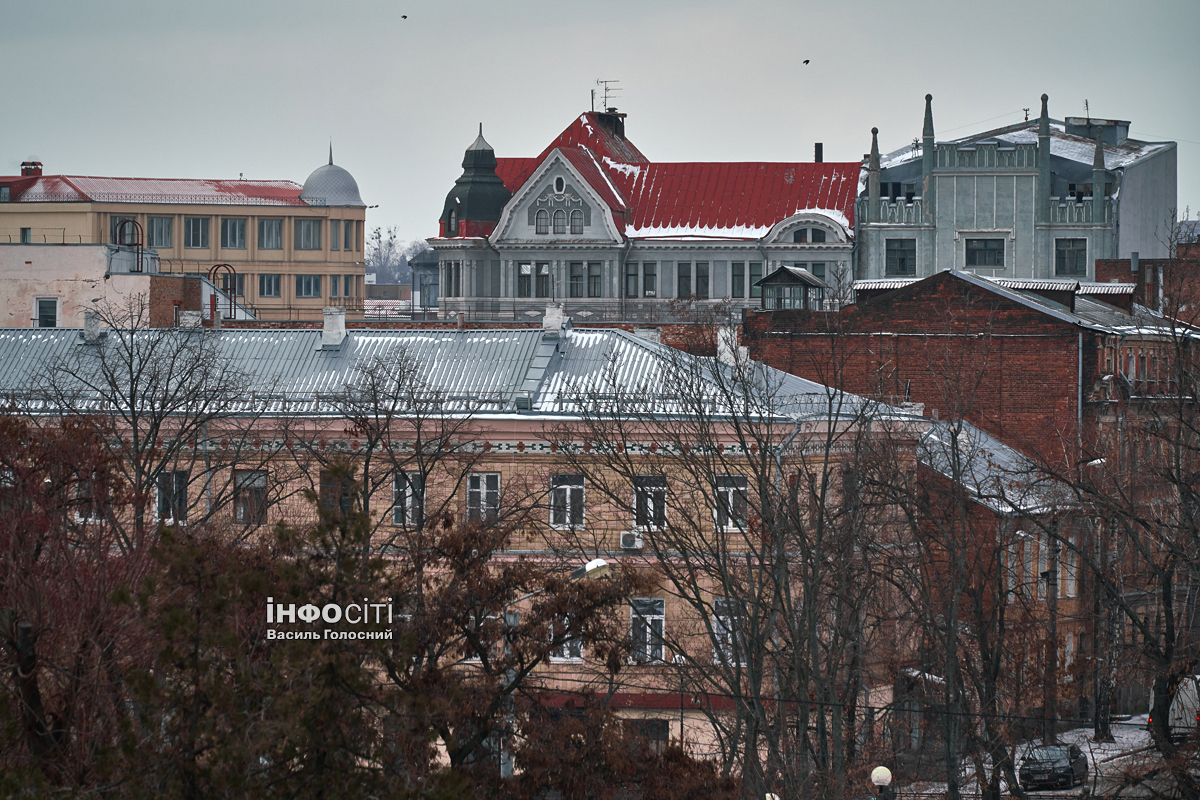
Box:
left=744, top=269, right=1178, bottom=471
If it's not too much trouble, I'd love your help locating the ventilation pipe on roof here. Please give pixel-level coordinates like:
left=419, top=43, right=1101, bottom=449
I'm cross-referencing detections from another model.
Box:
left=322, top=306, right=347, bottom=348
left=814, top=143, right=823, bottom=163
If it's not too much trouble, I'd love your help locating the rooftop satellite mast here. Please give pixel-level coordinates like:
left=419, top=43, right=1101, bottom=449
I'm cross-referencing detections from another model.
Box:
left=596, top=79, right=622, bottom=111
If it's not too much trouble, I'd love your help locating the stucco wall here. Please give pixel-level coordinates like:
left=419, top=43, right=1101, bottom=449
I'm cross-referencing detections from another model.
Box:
left=0, top=243, right=152, bottom=327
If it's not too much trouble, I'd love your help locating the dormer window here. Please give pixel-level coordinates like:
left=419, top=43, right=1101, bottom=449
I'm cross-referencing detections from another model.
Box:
left=553, top=209, right=567, bottom=235
left=555, top=176, right=565, bottom=193
left=535, top=209, right=549, bottom=235
left=793, top=227, right=828, bottom=243
left=447, top=209, right=458, bottom=237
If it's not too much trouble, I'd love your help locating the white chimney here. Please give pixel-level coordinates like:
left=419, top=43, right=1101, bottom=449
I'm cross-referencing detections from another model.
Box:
left=322, top=306, right=347, bottom=347
left=83, top=310, right=101, bottom=343
left=543, top=304, right=565, bottom=332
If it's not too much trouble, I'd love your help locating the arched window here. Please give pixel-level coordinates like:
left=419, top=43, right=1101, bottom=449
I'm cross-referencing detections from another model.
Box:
left=535, top=209, right=549, bottom=235
left=570, top=209, right=584, bottom=235
left=553, top=209, right=567, bottom=235
left=447, top=210, right=457, bottom=237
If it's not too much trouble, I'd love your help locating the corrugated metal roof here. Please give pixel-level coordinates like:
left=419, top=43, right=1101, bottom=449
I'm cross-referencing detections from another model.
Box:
left=1077, top=282, right=1134, bottom=295
left=537, top=112, right=650, bottom=165
left=9, top=175, right=307, bottom=206
left=492, top=114, right=859, bottom=241
left=0, top=327, right=876, bottom=422
left=919, top=419, right=1070, bottom=514
left=854, top=279, right=919, bottom=291
left=987, top=278, right=1079, bottom=291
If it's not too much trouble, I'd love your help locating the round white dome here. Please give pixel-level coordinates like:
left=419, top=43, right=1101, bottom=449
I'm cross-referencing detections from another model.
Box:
left=300, top=158, right=365, bottom=207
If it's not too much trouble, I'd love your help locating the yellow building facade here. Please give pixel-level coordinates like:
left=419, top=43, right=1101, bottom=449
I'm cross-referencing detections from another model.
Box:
left=0, top=158, right=368, bottom=320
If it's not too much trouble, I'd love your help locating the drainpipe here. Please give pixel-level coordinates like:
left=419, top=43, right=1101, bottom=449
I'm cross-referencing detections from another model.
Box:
left=1078, top=331, right=1084, bottom=468
left=619, top=236, right=633, bottom=320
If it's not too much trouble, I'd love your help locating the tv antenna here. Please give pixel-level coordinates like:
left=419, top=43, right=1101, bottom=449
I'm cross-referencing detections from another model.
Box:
left=595, top=79, right=622, bottom=111
left=1084, top=99, right=1090, bottom=119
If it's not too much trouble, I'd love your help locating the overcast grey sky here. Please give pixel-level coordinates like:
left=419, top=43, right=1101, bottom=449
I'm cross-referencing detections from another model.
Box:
left=4, top=0, right=1198, bottom=243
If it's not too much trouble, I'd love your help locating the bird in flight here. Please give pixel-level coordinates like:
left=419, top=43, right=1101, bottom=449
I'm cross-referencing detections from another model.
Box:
left=803, top=59, right=810, bottom=65
left=402, top=14, right=408, bottom=18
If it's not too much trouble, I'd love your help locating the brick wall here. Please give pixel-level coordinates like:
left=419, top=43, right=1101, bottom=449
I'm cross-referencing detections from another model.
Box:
left=148, top=275, right=202, bottom=327
left=744, top=274, right=1099, bottom=466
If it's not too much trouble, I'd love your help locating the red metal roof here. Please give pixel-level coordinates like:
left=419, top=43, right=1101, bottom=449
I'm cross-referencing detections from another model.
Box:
left=493, top=113, right=860, bottom=238
left=1, top=174, right=307, bottom=206
left=612, top=161, right=857, bottom=235
left=537, top=112, right=649, bottom=165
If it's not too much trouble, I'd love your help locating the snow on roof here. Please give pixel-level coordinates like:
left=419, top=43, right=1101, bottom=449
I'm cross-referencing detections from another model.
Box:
left=493, top=113, right=859, bottom=241
left=877, top=121, right=1171, bottom=172
left=7, top=174, right=308, bottom=206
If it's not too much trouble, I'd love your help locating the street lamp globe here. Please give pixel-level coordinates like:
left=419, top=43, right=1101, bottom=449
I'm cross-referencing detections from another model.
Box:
left=871, top=766, right=893, bottom=787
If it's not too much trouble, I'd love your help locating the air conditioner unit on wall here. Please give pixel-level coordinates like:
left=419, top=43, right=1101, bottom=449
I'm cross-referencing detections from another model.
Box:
left=620, top=531, right=644, bottom=550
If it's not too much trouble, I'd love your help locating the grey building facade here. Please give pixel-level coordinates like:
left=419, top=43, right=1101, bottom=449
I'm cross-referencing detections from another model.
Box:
left=856, top=94, right=1177, bottom=282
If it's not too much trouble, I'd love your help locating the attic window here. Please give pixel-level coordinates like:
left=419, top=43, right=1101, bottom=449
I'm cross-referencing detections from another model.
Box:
left=793, top=228, right=827, bottom=243
left=553, top=209, right=566, bottom=235
left=555, top=176, right=565, bottom=193
left=0, top=186, right=9, bottom=202
left=535, top=209, right=549, bottom=235
left=570, top=209, right=584, bottom=235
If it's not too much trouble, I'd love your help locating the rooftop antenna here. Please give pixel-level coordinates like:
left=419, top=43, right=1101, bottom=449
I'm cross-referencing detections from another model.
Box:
left=1084, top=99, right=1090, bottom=119
left=595, top=79, right=621, bottom=110
left=1023, top=107, right=1030, bottom=121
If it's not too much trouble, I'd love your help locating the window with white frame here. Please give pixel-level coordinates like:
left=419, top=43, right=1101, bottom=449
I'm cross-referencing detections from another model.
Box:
left=535, top=262, right=551, bottom=298
left=221, top=273, right=245, bottom=297
left=570, top=209, right=584, bottom=235
left=1037, top=533, right=1050, bottom=599
left=886, top=239, right=916, bottom=276
left=295, top=218, right=322, bottom=250
left=712, top=597, right=746, bottom=665
left=518, top=262, right=533, bottom=297
left=535, top=209, right=549, bottom=235
left=553, top=209, right=567, bottom=235
left=1064, top=533, right=1077, bottom=597
left=714, top=476, right=748, bottom=532
left=258, top=219, right=282, bottom=250
left=220, top=218, right=246, bottom=249
left=184, top=217, right=210, bottom=249
left=1055, top=238, right=1088, bottom=277
left=550, top=473, right=584, bottom=528
left=344, top=220, right=354, bottom=251
left=110, top=215, right=137, bottom=245
left=630, top=598, right=665, bottom=663
left=393, top=471, right=423, bottom=527
left=76, top=470, right=106, bottom=523
left=965, top=238, right=1004, bottom=267
left=468, top=472, right=500, bottom=523
left=259, top=273, right=281, bottom=297
left=550, top=616, right=583, bottom=661
left=634, top=475, right=666, bottom=530
left=157, top=470, right=189, bottom=523
left=36, top=298, right=58, bottom=328
left=296, top=274, right=321, bottom=298
left=147, top=216, right=173, bottom=248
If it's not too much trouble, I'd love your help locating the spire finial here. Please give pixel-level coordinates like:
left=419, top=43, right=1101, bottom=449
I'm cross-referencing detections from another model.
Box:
left=479, top=122, right=483, bottom=136
left=922, top=94, right=935, bottom=141
left=1093, top=128, right=1106, bottom=171
left=1039, top=94, right=1050, bottom=138
left=329, top=141, right=333, bottom=166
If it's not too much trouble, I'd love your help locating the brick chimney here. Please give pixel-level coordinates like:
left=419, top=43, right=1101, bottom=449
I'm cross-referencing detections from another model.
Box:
left=20, top=162, right=43, bottom=177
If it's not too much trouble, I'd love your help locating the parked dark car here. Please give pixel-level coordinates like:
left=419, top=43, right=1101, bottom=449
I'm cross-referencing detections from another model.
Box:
left=1018, top=743, right=1088, bottom=789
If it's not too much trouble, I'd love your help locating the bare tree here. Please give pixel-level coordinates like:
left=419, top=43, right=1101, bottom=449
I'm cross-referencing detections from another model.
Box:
left=545, top=329, right=897, bottom=799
